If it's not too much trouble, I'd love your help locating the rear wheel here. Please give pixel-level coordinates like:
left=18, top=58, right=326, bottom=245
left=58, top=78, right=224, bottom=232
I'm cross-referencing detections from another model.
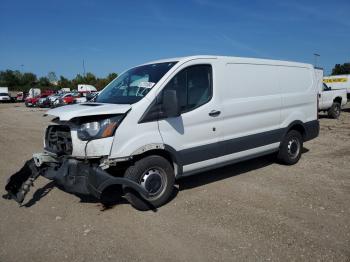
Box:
left=328, top=102, right=341, bottom=119
left=277, top=130, right=303, bottom=165
left=123, top=155, right=175, bottom=211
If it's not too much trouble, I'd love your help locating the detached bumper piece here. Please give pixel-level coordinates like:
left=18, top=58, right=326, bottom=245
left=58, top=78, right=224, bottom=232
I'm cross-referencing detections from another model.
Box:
left=4, top=159, right=41, bottom=203
left=4, top=154, right=150, bottom=204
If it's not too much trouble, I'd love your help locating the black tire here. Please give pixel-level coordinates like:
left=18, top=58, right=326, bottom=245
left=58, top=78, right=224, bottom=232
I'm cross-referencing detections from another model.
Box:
left=277, top=130, right=303, bottom=165
left=328, top=102, right=341, bottom=119
left=123, top=155, right=175, bottom=211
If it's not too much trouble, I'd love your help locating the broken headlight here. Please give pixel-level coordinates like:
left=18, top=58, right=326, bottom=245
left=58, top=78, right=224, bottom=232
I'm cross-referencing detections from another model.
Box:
left=77, top=115, right=124, bottom=141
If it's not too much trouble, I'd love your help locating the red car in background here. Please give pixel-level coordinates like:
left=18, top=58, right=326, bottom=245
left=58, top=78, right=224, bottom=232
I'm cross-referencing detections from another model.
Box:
left=59, top=92, right=86, bottom=105
left=25, top=90, right=55, bottom=107
left=16, top=92, right=27, bottom=102
left=25, top=96, right=40, bottom=107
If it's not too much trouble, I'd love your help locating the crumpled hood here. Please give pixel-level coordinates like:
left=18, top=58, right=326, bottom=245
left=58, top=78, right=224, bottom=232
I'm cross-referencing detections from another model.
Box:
left=47, top=103, right=131, bottom=121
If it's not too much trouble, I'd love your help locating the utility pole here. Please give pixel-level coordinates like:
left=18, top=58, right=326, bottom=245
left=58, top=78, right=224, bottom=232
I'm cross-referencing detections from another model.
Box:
left=313, top=53, right=320, bottom=68
left=83, top=59, right=86, bottom=77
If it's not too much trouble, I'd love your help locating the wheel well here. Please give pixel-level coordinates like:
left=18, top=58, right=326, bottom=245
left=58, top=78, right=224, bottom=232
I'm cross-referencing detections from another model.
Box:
left=132, top=149, right=175, bottom=168
left=288, top=124, right=306, bottom=140
left=333, top=97, right=342, bottom=104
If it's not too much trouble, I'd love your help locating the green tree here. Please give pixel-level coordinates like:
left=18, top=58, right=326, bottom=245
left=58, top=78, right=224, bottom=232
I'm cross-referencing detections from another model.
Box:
left=85, top=72, right=97, bottom=85
left=0, top=70, right=23, bottom=88
left=20, top=72, right=37, bottom=87
left=47, top=71, right=58, bottom=84
left=331, top=63, right=350, bottom=75
left=0, top=69, right=119, bottom=91
left=38, top=77, right=51, bottom=87
left=107, top=73, right=118, bottom=82
left=72, top=74, right=85, bottom=89
left=58, top=76, right=73, bottom=90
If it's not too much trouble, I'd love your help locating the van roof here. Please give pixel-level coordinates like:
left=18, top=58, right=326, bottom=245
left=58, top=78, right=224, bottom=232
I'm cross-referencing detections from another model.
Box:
left=144, top=55, right=313, bottom=69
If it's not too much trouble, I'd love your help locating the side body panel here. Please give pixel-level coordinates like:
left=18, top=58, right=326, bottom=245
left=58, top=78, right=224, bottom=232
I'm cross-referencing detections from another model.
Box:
left=218, top=62, right=282, bottom=146
left=179, top=60, right=317, bottom=176
left=182, top=61, right=283, bottom=175
left=279, top=65, right=317, bottom=128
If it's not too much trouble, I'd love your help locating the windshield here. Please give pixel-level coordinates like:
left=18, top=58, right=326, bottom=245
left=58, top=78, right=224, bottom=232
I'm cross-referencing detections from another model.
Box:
left=96, top=61, right=177, bottom=104
left=0, top=93, right=9, bottom=96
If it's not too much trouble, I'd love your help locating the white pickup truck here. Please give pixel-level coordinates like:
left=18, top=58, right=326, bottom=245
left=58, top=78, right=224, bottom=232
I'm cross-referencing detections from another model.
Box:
left=319, top=83, right=347, bottom=118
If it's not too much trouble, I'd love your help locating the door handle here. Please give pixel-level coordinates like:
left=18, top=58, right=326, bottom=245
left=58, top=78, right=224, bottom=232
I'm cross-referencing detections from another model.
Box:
left=209, top=110, right=221, bottom=117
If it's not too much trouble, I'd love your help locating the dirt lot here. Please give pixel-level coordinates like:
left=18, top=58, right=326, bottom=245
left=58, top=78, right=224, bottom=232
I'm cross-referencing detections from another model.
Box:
left=0, top=103, right=349, bottom=262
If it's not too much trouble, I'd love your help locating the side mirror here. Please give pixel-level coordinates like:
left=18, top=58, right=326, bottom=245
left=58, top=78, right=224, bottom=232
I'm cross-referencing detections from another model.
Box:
left=163, top=89, right=180, bottom=117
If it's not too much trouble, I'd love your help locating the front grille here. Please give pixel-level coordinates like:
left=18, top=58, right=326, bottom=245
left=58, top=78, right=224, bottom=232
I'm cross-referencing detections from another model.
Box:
left=45, top=125, right=73, bottom=155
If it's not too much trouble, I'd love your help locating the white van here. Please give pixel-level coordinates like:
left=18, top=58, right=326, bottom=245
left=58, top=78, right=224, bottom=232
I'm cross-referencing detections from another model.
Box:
left=0, top=87, right=11, bottom=102
left=5, top=56, right=319, bottom=210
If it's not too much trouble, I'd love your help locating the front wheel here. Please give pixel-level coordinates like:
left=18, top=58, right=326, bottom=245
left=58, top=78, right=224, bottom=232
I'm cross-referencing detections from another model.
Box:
left=277, top=130, right=303, bottom=165
left=123, top=155, right=175, bottom=211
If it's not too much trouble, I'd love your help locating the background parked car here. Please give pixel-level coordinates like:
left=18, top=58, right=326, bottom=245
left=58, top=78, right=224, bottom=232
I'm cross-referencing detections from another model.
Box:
left=315, top=68, right=348, bottom=118
left=0, top=87, right=11, bottom=103
left=54, top=92, right=88, bottom=107
left=319, top=83, right=347, bottom=118
left=37, top=96, right=52, bottom=108
left=16, top=92, right=27, bottom=102
left=25, top=96, right=39, bottom=107
left=47, top=94, right=62, bottom=108
left=25, top=90, right=55, bottom=107
left=0, top=92, right=11, bottom=103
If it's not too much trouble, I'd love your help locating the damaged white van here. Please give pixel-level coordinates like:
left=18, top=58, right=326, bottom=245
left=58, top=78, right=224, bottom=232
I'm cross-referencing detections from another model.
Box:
left=5, top=56, right=319, bottom=210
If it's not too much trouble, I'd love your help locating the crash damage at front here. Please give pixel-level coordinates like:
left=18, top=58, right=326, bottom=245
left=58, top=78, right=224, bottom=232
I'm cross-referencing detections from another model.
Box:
left=4, top=103, right=150, bottom=205
left=5, top=153, right=150, bottom=204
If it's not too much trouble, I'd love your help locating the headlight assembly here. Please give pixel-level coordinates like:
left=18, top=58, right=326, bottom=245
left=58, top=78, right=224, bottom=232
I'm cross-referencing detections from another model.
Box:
left=77, top=115, right=123, bottom=141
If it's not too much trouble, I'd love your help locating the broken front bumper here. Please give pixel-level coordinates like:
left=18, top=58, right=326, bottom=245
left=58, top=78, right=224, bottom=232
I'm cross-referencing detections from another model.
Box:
left=5, top=153, right=149, bottom=204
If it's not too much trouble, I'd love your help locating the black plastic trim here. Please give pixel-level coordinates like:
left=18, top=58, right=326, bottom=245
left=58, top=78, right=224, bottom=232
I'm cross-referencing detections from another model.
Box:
left=166, top=120, right=319, bottom=167
left=303, top=120, right=319, bottom=141
left=179, top=128, right=285, bottom=166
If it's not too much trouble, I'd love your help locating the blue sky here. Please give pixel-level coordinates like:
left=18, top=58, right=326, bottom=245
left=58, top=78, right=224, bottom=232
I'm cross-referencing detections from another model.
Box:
left=1, top=0, right=349, bottom=78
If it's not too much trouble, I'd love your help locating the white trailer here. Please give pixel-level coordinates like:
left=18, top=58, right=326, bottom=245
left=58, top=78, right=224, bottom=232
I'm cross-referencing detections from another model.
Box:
left=60, top=88, right=70, bottom=93
left=0, top=87, right=9, bottom=94
left=27, top=88, right=41, bottom=98
left=77, top=84, right=97, bottom=93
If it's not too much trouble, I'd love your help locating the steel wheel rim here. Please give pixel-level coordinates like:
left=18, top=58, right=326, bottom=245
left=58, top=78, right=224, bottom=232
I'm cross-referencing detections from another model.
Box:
left=335, top=105, right=340, bottom=116
left=287, top=138, right=300, bottom=159
left=140, top=167, right=167, bottom=199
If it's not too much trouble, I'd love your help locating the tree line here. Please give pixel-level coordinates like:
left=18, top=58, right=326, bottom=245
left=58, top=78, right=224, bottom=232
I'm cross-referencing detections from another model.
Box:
left=331, top=63, right=350, bottom=75
left=0, top=70, right=118, bottom=92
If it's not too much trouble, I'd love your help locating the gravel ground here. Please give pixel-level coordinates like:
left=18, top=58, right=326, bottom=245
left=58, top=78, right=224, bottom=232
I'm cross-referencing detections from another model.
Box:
left=0, top=103, right=349, bottom=262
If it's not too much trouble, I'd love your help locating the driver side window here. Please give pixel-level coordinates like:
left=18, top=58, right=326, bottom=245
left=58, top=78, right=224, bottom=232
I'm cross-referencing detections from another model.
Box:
left=162, top=64, right=212, bottom=113
left=139, top=64, right=213, bottom=123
